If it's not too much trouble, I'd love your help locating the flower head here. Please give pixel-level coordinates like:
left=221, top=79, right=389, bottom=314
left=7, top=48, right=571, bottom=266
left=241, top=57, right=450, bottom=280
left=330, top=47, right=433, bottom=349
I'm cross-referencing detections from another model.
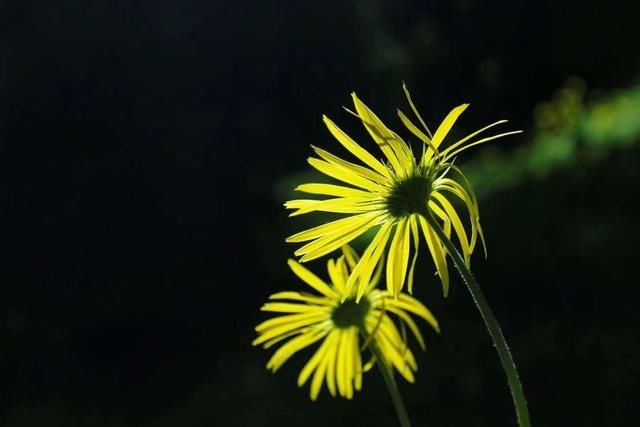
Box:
left=285, top=84, right=521, bottom=299
left=253, top=245, right=439, bottom=401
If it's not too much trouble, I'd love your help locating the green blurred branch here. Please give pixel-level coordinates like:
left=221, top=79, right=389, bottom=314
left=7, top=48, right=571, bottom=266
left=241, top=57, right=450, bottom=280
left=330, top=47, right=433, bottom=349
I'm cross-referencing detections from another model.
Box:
left=466, top=78, right=640, bottom=197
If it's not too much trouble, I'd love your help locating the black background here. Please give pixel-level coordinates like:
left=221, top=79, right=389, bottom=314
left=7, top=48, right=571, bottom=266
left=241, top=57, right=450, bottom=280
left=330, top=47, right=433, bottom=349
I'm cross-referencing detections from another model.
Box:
left=2, top=1, right=640, bottom=426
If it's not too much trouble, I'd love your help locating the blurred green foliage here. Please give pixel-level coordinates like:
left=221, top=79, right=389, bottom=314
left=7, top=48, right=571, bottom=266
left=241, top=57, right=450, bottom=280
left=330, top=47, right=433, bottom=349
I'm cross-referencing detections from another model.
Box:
left=467, top=79, right=640, bottom=197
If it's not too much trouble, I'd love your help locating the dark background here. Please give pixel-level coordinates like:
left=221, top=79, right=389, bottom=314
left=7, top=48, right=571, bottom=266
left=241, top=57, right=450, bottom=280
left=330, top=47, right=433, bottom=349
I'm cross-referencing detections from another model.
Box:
left=2, top=1, right=640, bottom=426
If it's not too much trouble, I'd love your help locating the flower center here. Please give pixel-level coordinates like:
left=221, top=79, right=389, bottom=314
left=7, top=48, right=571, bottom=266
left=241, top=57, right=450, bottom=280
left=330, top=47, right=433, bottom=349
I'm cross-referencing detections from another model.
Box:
left=385, top=174, right=432, bottom=217
left=331, top=298, right=371, bottom=328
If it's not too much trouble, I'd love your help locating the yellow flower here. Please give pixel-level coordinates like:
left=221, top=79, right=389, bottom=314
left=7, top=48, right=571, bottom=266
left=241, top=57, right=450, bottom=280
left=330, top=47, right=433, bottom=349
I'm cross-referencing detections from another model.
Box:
left=286, top=84, right=521, bottom=300
left=253, top=245, right=439, bottom=401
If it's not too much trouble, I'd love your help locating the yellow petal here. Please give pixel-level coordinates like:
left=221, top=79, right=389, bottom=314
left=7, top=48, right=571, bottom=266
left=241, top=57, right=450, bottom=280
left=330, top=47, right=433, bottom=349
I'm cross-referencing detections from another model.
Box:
left=296, top=215, right=381, bottom=262
left=353, top=331, right=363, bottom=391
left=370, top=330, right=414, bottom=383
left=267, top=327, right=328, bottom=372
left=308, top=157, right=384, bottom=193
left=286, top=213, right=378, bottom=243
left=377, top=316, right=407, bottom=354
left=260, top=302, right=324, bottom=313
left=309, top=336, right=331, bottom=401
left=397, top=109, right=437, bottom=154
left=344, top=328, right=356, bottom=399
left=438, top=119, right=508, bottom=159
left=430, top=103, right=469, bottom=151
left=446, top=176, right=484, bottom=259
left=351, top=93, right=412, bottom=175
left=378, top=326, right=416, bottom=375
left=323, top=115, right=393, bottom=180
left=287, top=259, right=338, bottom=298
left=365, top=250, right=385, bottom=294
left=253, top=314, right=326, bottom=346
left=341, top=244, right=360, bottom=269
left=386, top=219, right=411, bottom=298
left=336, top=330, right=347, bottom=397
left=343, top=221, right=393, bottom=300
left=268, top=291, right=331, bottom=306
left=326, top=258, right=346, bottom=295
left=383, top=305, right=426, bottom=350
left=428, top=200, right=452, bottom=241
left=402, top=82, right=433, bottom=139
left=298, top=330, right=333, bottom=387
left=363, top=355, right=375, bottom=372
left=324, top=330, right=339, bottom=396
left=432, top=192, right=471, bottom=265
left=407, top=215, right=420, bottom=294
left=259, top=329, right=308, bottom=350
left=311, top=145, right=390, bottom=186
left=418, top=215, right=450, bottom=297
left=436, top=164, right=481, bottom=226
left=357, top=225, right=393, bottom=301
left=435, top=181, right=479, bottom=253
left=442, top=130, right=522, bottom=162
left=310, top=329, right=339, bottom=401
left=388, top=294, right=440, bottom=332
left=287, top=197, right=380, bottom=217
left=255, top=311, right=327, bottom=333
left=295, top=183, right=372, bottom=198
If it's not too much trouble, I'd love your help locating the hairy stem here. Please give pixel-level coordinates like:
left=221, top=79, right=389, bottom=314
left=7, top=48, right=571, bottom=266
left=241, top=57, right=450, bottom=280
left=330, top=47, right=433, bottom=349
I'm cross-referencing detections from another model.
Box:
left=422, top=208, right=531, bottom=427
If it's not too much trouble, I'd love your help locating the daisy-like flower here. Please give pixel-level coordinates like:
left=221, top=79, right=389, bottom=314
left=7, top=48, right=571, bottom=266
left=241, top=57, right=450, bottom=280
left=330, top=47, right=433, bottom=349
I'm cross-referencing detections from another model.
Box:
left=253, top=245, right=439, bottom=401
left=285, top=85, right=521, bottom=300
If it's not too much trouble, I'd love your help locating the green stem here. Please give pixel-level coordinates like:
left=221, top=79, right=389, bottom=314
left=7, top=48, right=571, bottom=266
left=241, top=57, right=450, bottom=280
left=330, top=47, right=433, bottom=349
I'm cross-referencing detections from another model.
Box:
left=422, top=209, right=531, bottom=427
left=363, top=330, right=412, bottom=427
